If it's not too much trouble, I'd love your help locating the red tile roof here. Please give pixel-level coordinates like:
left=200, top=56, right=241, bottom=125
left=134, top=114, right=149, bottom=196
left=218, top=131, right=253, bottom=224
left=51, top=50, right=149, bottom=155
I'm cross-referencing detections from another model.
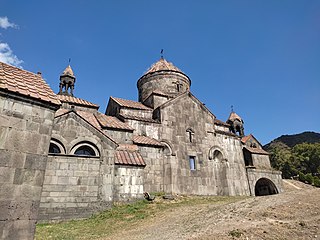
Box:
left=77, top=110, right=101, bottom=129
left=214, top=119, right=230, bottom=127
left=117, top=144, right=139, bottom=151
left=244, top=146, right=270, bottom=155
left=228, top=112, right=242, bottom=122
left=54, top=108, right=117, bottom=145
left=61, top=65, right=75, bottom=78
left=241, top=135, right=252, bottom=144
left=133, top=135, right=163, bottom=147
left=57, top=94, right=99, bottom=108
left=55, top=108, right=69, bottom=117
left=95, top=113, right=133, bottom=131
left=110, top=96, right=152, bottom=110
left=119, top=113, right=159, bottom=123
left=115, top=150, right=146, bottom=166
left=0, top=62, right=60, bottom=105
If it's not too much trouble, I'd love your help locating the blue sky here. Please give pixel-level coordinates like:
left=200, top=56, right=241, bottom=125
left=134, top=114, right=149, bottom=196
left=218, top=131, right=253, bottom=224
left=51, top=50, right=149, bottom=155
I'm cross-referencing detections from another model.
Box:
left=1, top=1, right=319, bottom=144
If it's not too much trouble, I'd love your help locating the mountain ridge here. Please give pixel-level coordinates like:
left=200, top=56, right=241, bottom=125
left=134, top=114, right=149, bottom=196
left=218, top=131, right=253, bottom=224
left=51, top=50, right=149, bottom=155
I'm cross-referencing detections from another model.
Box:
left=264, top=131, right=320, bottom=150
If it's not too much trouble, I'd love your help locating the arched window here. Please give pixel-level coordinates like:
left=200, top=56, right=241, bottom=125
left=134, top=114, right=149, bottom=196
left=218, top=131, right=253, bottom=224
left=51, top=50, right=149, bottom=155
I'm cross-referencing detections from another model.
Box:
left=48, top=139, right=65, bottom=154
left=208, top=147, right=226, bottom=162
left=71, top=142, right=100, bottom=157
left=213, top=150, right=223, bottom=161
left=49, top=143, right=61, bottom=154
left=74, top=145, right=96, bottom=156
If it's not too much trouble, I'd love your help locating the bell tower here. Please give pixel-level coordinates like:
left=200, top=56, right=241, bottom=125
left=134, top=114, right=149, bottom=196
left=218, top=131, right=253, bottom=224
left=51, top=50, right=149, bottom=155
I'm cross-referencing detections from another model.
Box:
left=58, top=65, right=76, bottom=96
left=227, top=110, right=245, bottom=137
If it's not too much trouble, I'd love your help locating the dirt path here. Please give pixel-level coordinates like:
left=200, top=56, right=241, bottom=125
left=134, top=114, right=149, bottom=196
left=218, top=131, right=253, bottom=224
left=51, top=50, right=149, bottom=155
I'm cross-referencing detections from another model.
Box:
left=102, top=180, right=320, bottom=240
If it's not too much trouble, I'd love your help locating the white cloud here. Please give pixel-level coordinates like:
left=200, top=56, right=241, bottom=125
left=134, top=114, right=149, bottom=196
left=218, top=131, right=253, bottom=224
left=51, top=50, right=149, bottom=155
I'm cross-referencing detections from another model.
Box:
left=0, top=16, right=17, bottom=29
left=0, top=42, right=23, bottom=67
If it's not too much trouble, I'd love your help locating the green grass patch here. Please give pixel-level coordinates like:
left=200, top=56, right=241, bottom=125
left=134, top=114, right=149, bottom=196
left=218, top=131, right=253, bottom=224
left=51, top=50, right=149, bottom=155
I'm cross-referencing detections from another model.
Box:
left=36, top=195, right=247, bottom=240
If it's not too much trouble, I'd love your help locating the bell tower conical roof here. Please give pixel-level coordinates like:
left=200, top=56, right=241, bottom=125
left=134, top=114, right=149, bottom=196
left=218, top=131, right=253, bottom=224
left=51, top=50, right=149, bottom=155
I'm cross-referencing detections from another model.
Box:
left=228, top=111, right=242, bottom=122
left=60, top=65, right=75, bottom=79
left=58, top=65, right=76, bottom=96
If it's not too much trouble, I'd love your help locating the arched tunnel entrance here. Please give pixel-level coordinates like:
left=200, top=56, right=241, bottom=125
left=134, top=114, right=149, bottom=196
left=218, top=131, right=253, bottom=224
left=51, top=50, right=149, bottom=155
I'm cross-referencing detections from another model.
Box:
left=255, top=178, right=278, bottom=196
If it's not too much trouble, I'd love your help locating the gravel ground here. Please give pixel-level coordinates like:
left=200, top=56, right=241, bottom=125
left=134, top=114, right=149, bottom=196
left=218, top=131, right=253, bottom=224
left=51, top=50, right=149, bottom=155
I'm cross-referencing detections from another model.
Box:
left=102, top=180, right=320, bottom=240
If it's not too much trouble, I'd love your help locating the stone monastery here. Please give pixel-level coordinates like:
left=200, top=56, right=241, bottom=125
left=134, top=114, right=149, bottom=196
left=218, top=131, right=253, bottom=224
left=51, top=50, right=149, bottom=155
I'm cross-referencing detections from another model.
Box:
left=0, top=58, right=282, bottom=239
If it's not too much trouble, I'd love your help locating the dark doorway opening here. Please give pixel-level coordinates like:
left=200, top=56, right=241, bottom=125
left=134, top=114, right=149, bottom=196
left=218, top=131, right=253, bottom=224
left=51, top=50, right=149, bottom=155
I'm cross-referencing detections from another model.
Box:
left=255, top=178, right=278, bottom=196
left=243, top=148, right=253, bottom=166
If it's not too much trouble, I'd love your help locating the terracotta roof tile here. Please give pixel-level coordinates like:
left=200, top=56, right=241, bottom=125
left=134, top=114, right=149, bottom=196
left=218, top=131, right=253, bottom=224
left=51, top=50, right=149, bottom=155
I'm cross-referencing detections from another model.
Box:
left=110, top=96, right=151, bottom=110
left=214, top=119, right=230, bottom=127
left=117, top=144, right=139, bottom=151
left=228, top=112, right=242, bottom=122
left=76, top=110, right=101, bottom=129
left=55, top=108, right=69, bottom=117
left=0, top=62, right=60, bottom=105
left=241, top=135, right=252, bottom=144
left=61, top=65, right=75, bottom=78
left=115, top=150, right=146, bottom=166
left=95, top=113, right=134, bottom=131
left=119, top=113, right=159, bottom=123
left=133, top=135, right=163, bottom=147
left=244, top=146, right=270, bottom=155
left=57, top=94, right=99, bottom=108
left=54, top=109, right=117, bottom=145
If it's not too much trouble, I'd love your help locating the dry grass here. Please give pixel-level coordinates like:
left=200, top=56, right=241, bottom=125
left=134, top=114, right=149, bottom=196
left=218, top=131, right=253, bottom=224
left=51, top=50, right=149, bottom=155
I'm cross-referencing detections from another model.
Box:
left=35, top=195, right=245, bottom=240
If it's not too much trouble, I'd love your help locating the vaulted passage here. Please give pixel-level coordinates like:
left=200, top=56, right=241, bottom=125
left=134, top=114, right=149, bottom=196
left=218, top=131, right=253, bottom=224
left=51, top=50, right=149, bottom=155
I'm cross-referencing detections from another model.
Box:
left=255, top=178, right=278, bottom=196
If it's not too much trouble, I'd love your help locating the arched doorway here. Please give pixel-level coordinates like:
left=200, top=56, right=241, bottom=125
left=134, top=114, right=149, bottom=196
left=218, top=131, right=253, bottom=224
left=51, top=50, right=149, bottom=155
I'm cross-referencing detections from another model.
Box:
left=255, top=178, right=278, bottom=196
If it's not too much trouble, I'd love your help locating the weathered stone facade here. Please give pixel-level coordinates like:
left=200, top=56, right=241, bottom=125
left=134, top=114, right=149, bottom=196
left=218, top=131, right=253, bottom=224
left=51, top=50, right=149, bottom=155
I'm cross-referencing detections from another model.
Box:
left=0, top=58, right=283, bottom=238
left=0, top=62, right=60, bottom=240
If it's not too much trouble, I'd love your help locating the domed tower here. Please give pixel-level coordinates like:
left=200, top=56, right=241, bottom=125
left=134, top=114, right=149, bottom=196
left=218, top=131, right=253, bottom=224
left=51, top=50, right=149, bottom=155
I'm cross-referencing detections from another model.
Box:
left=58, top=65, right=76, bottom=96
left=227, top=111, right=245, bottom=137
left=137, top=57, right=191, bottom=104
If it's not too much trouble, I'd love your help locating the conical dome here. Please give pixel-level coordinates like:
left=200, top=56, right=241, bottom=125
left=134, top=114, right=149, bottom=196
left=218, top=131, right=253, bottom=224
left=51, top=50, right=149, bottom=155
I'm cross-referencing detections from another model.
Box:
left=137, top=58, right=191, bottom=102
left=228, top=112, right=242, bottom=122
left=144, top=58, right=185, bottom=76
left=61, top=65, right=75, bottom=79
left=59, top=65, right=76, bottom=96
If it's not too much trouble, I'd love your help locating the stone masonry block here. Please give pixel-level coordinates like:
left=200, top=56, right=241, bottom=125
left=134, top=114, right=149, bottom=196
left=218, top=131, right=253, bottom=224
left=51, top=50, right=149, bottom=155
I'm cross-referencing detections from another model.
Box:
left=0, top=167, right=15, bottom=183
left=24, top=154, right=47, bottom=171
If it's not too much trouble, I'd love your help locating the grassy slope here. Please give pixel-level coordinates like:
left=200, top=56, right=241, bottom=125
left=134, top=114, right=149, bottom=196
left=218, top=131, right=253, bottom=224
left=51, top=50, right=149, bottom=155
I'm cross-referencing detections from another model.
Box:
left=35, top=195, right=246, bottom=240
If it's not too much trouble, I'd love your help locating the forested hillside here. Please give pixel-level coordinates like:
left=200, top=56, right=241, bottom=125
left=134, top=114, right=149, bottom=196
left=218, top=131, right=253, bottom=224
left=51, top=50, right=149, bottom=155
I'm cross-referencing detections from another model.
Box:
left=263, top=132, right=320, bottom=186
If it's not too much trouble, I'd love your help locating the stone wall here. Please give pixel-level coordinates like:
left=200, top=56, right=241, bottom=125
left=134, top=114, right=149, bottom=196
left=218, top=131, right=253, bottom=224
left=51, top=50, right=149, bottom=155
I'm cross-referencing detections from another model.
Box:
left=159, top=93, right=250, bottom=196
left=114, top=165, right=144, bottom=201
left=252, top=154, right=272, bottom=169
left=246, top=168, right=283, bottom=196
left=0, top=95, right=56, bottom=239
left=138, top=146, right=164, bottom=193
left=125, top=119, right=160, bottom=139
left=38, top=155, right=107, bottom=221
left=143, top=94, right=171, bottom=109
left=137, top=71, right=190, bottom=102
left=105, top=129, right=133, bottom=144
left=39, top=111, right=116, bottom=221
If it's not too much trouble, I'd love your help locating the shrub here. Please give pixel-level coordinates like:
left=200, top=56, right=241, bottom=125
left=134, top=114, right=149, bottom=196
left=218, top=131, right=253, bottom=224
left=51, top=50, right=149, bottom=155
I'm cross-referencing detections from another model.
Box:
left=313, top=176, right=320, bottom=188
left=299, top=172, right=306, bottom=182
left=229, top=229, right=243, bottom=238
left=305, top=173, right=314, bottom=185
